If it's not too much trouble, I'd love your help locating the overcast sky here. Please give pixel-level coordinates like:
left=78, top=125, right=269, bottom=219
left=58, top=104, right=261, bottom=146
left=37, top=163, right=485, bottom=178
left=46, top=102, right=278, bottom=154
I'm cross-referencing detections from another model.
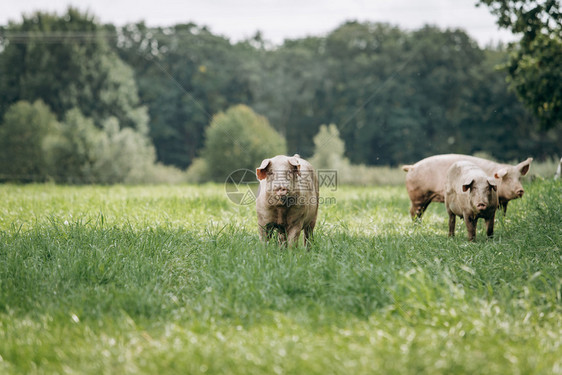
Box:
left=1, top=0, right=518, bottom=47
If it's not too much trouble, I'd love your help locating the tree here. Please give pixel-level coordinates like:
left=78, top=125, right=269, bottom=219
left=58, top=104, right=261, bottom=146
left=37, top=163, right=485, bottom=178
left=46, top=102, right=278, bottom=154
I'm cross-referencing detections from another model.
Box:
left=201, top=105, right=287, bottom=181
left=478, top=0, right=562, bottom=128
left=250, top=36, right=327, bottom=157
left=318, top=22, right=486, bottom=165
left=113, top=23, right=256, bottom=168
left=0, top=100, right=59, bottom=182
left=0, top=7, right=148, bottom=132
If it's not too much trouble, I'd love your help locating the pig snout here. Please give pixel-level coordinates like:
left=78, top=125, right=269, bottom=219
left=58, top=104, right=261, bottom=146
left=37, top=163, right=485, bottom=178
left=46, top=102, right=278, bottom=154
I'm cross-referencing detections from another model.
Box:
left=476, top=203, right=487, bottom=211
left=516, top=188, right=524, bottom=198
left=275, top=186, right=289, bottom=197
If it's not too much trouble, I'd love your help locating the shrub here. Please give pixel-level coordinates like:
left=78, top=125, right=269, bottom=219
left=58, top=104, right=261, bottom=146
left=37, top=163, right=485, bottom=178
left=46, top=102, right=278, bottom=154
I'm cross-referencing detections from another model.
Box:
left=0, top=100, right=59, bottom=182
left=46, top=109, right=168, bottom=184
left=90, top=117, right=158, bottom=184
left=44, top=108, right=101, bottom=183
left=201, top=105, right=286, bottom=182
left=186, top=158, right=210, bottom=183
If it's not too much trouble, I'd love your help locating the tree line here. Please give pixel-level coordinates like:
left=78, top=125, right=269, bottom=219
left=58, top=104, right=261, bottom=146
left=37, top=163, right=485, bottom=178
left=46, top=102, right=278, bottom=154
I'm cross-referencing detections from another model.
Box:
left=0, top=5, right=560, bottom=183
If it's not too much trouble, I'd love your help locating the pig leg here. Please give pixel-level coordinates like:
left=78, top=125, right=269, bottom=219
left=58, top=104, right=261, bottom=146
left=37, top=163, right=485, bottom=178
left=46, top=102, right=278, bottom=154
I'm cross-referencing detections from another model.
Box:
left=463, top=213, right=477, bottom=241
left=485, top=212, right=495, bottom=238
left=287, top=225, right=303, bottom=247
left=277, top=228, right=288, bottom=246
left=499, top=200, right=508, bottom=215
left=260, top=223, right=278, bottom=243
left=304, top=222, right=316, bottom=248
left=259, top=225, right=269, bottom=242
left=447, top=210, right=456, bottom=237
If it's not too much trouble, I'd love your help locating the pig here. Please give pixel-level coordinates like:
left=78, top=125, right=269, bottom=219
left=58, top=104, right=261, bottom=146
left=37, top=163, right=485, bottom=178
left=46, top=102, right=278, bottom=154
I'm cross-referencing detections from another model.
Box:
left=256, top=154, right=319, bottom=247
left=445, top=161, right=498, bottom=241
left=402, top=154, right=532, bottom=219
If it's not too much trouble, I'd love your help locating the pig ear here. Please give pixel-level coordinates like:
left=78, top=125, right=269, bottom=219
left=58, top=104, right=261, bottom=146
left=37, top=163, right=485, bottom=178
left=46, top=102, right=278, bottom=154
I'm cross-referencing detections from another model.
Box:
left=518, top=157, right=532, bottom=176
left=494, top=168, right=507, bottom=179
left=288, top=157, right=300, bottom=167
left=462, top=179, right=474, bottom=192
left=288, top=157, right=301, bottom=175
left=487, top=178, right=497, bottom=191
left=256, top=159, right=271, bottom=180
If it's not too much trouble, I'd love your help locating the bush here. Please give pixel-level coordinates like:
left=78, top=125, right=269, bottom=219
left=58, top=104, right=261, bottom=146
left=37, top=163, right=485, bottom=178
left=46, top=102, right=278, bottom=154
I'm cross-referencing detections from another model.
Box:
left=45, top=109, right=171, bottom=184
left=44, top=108, right=100, bottom=183
left=201, top=105, right=286, bottom=182
left=186, top=158, right=210, bottom=183
left=90, top=117, right=158, bottom=184
left=141, top=163, right=188, bottom=185
left=0, top=100, right=60, bottom=182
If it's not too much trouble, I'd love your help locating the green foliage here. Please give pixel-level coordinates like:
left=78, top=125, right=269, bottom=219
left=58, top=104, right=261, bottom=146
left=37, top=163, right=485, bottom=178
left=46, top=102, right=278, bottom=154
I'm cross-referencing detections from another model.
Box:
left=201, top=104, right=287, bottom=181
left=0, top=181, right=560, bottom=373
left=524, top=155, right=562, bottom=178
left=479, top=0, right=562, bottom=129
left=40, top=108, right=172, bottom=184
left=309, top=124, right=348, bottom=170
left=45, top=108, right=100, bottom=183
left=2, top=10, right=561, bottom=174
left=115, top=20, right=562, bottom=168
left=0, top=101, right=167, bottom=184
left=309, top=124, right=408, bottom=185
left=0, top=100, right=59, bottom=182
left=112, top=22, right=256, bottom=168
left=505, top=34, right=562, bottom=129
left=185, top=157, right=210, bottom=183
left=90, top=117, right=158, bottom=184
left=249, top=37, right=327, bottom=157
left=0, top=7, right=148, bottom=132
left=478, top=0, right=561, bottom=40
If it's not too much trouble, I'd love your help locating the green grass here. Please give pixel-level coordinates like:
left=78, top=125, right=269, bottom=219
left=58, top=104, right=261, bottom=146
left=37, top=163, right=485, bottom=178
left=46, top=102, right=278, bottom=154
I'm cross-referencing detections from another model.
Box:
left=0, top=180, right=561, bottom=374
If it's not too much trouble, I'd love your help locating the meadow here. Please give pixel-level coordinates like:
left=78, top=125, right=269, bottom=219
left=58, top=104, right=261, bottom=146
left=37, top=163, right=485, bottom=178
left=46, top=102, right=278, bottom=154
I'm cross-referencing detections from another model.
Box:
left=0, top=179, right=561, bottom=374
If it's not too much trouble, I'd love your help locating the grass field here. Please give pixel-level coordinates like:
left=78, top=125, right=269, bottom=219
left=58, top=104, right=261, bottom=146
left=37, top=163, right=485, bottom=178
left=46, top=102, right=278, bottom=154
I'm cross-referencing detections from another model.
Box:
left=0, top=179, right=561, bottom=374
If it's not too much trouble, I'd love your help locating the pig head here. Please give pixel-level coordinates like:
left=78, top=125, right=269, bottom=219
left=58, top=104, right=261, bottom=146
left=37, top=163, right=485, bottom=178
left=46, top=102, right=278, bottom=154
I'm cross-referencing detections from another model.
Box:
left=256, top=154, right=319, bottom=247
left=256, top=155, right=301, bottom=206
left=492, top=158, right=531, bottom=207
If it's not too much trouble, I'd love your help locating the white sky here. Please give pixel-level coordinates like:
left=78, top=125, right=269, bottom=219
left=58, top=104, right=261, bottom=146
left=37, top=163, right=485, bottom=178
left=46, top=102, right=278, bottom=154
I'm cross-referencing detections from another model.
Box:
left=1, top=0, right=518, bottom=47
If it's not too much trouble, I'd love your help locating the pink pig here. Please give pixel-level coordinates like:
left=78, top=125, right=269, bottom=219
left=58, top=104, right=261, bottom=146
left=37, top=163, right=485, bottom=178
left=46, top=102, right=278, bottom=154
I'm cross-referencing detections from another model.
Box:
left=256, top=154, right=319, bottom=247
left=403, top=154, right=532, bottom=219
left=445, top=161, right=499, bottom=241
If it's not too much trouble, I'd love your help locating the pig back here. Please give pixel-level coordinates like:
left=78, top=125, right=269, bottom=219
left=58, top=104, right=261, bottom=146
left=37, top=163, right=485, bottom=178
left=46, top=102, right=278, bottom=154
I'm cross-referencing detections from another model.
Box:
left=406, top=154, right=470, bottom=198
left=406, top=154, right=506, bottom=195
